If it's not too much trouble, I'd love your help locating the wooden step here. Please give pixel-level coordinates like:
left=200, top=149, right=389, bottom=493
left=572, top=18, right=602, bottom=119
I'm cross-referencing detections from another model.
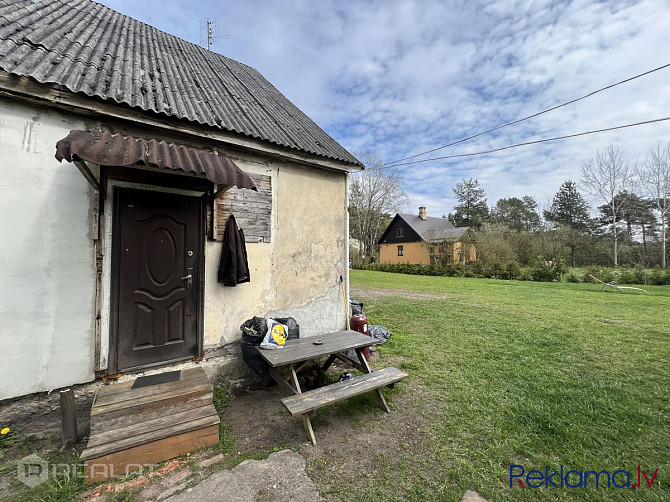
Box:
left=90, top=392, right=213, bottom=436
left=281, top=367, right=408, bottom=417
left=91, top=368, right=212, bottom=420
left=81, top=366, right=220, bottom=483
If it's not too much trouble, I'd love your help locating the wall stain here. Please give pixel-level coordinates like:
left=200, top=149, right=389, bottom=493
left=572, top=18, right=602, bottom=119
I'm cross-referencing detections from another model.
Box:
left=22, top=121, right=40, bottom=153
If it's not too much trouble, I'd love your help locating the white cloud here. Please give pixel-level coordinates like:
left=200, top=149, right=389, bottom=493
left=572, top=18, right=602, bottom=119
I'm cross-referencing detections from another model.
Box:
left=101, top=0, right=670, bottom=216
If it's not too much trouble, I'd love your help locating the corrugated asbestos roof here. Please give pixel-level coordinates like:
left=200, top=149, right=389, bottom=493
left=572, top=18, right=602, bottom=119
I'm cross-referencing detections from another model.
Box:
left=397, top=213, right=468, bottom=242
left=0, top=0, right=361, bottom=167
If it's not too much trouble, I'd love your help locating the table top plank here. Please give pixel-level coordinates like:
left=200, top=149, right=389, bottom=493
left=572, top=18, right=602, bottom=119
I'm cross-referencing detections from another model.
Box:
left=256, top=330, right=375, bottom=367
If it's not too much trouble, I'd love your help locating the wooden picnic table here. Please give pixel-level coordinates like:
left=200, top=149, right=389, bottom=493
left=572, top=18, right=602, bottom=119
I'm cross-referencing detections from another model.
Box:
left=256, top=330, right=407, bottom=445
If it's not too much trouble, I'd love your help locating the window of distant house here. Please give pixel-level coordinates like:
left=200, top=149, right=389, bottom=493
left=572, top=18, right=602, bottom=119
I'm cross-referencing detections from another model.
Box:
left=396, top=226, right=405, bottom=238
left=398, top=245, right=404, bottom=256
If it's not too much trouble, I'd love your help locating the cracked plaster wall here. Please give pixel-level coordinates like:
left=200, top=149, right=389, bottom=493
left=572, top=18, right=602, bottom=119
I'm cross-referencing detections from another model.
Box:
left=205, top=157, right=349, bottom=345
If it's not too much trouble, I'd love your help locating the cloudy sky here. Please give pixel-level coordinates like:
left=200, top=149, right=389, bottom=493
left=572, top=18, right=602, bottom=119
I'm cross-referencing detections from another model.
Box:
left=100, top=0, right=670, bottom=217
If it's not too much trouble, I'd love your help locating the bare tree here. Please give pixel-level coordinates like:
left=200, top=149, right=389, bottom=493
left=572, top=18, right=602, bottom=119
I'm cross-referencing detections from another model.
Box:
left=580, top=144, right=637, bottom=267
left=349, top=152, right=408, bottom=258
left=640, top=143, right=670, bottom=268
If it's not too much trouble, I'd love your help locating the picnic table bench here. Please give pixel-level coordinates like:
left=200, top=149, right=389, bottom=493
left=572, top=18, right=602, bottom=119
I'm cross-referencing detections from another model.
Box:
left=256, top=330, right=407, bottom=445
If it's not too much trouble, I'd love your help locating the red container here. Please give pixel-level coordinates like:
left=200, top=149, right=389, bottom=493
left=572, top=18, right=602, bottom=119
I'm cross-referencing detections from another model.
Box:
left=350, top=313, right=370, bottom=360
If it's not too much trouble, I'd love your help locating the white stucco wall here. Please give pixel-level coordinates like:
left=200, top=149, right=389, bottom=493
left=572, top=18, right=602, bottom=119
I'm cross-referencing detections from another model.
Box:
left=0, top=98, right=96, bottom=400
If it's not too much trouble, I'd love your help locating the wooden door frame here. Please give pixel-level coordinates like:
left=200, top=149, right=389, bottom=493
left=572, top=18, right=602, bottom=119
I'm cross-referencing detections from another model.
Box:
left=107, top=183, right=206, bottom=374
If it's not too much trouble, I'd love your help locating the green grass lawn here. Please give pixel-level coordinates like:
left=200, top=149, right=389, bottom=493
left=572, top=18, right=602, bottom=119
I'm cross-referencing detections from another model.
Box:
left=350, top=270, right=669, bottom=501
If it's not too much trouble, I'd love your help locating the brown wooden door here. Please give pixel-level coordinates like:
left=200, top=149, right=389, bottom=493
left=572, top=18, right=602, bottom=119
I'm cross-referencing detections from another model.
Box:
left=112, top=188, right=203, bottom=371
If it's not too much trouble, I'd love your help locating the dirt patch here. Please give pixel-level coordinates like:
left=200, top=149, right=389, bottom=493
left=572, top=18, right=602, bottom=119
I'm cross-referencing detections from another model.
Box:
left=0, top=386, right=98, bottom=455
left=350, top=285, right=449, bottom=301
left=222, top=359, right=442, bottom=501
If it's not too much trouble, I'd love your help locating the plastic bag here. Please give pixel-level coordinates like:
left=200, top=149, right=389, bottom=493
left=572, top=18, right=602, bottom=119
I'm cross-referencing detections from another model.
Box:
left=240, top=316, right=268, bottom=345
left=369, top=324, right=392, bottom=344
left=350, top=300, right=364, bottom=316
left=241, top=340, right=269, bottom=379
left=260, top=318, right=288, bottom=349
left=273, top=317, right=300, bottom=340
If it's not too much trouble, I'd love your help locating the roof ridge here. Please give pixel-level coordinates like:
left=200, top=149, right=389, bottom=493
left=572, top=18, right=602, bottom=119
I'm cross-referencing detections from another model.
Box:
left=0, top=0, right=361, bottom=166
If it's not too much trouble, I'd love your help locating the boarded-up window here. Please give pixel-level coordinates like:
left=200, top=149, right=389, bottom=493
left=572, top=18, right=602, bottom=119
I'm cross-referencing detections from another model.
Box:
left=215, top=173, right=271, bottom=243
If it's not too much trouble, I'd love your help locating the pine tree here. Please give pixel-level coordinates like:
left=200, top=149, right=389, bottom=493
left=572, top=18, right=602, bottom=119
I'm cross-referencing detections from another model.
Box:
left=490, top=196, right=540, bottom=231
left=544, top=181, right=592, bottom=266
left=448, top=178, right=489, bottom=228
left=543, top=181, right=591, bottom=231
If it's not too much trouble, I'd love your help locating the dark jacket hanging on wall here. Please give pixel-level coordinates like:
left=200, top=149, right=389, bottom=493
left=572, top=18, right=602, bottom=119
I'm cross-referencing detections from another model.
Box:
left=218, top=215, right=250, bottom=286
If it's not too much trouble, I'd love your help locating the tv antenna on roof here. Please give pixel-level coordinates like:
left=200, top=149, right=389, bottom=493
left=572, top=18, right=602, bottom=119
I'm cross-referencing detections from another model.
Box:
left=200, top=18, right=229, bottom=51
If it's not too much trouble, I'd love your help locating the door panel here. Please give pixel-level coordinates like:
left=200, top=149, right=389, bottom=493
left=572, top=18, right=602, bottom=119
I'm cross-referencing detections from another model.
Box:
left=112, top=189, right=202, bottom=371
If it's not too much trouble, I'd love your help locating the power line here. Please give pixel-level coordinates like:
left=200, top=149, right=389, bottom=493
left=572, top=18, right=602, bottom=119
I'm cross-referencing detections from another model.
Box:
left=383, top=116, right=670, bottom=168
left=382, top=62, right=670, bottom=167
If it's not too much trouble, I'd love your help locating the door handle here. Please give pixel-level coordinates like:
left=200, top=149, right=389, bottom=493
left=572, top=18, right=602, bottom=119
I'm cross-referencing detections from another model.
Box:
left=182, top=268, right=193, bottom=290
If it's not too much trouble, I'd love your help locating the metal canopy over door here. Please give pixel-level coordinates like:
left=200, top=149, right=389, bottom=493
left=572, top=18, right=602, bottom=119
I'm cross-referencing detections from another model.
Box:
left=111, top=188, right=203, bottom=372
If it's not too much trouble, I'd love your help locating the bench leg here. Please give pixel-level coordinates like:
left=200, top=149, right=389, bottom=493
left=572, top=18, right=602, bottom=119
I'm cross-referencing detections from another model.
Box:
left=355, top=348, right=390, bottom=413
left=334, top=352, right=366, bottom=373
left=290, top=365, right=302, bottom=393
left=302, top=414, right=317, bottom=446
left=321, top=354, right=337, bottom=372
left=269, top=367, right=300, bottom=395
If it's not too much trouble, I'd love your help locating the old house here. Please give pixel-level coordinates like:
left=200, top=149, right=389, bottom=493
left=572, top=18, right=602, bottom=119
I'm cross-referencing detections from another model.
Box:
left=0, top=0, right=361, bottom=401
left=378, top=207, right=475, bottom=265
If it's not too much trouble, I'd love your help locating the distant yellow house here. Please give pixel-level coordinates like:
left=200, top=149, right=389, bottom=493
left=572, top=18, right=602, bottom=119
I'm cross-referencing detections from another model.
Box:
left=378, top=207, right=476, bottom=265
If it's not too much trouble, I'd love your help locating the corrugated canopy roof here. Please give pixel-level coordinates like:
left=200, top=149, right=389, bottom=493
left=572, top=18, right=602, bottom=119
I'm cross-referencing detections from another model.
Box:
left=0, top=0, right=361, bottom=168
left=55, top=129, right=257, bottom=189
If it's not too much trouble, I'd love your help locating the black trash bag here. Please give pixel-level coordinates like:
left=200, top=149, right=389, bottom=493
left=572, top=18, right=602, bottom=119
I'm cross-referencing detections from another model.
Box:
left=241, top=339, right=269, bottom=380
left=350, top=300, right=364, bottom=316
left=273, top=317, right=300, bottom=340
left=240, top=316, right=269, bottom=380
left=369, top=324, right=392, bottom=344
left=240, top=316, right=267, bottom=345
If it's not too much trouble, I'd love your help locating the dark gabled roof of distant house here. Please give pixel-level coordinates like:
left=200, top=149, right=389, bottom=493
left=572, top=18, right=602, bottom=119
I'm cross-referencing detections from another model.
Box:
left=393, top=213, right=468, bottom=243
left=0, top=0, right=361, bottom=167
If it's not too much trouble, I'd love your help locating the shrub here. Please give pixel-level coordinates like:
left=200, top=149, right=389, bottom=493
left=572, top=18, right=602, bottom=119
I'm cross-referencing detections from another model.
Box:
left=618, top=267, right=634, bottom=284
left=470, top=261, right=485, bottom=277
left=354, top=259, right=575, bottom=283
left=489, top=262, right=505, bottom=279
left=531, top=260, right=567, bottom=282
left=443, top=263, right=466, bottom=277
left=518, top=267, right=533, bottom=281
left=583, top=266, right=614, bottom=284
left=566, top=271, right=580, bottom=283
left=647, top=268, right=670, bottom=286
left=504, top=261, right=521, bottom=280
left=634, top=266, right=648, bottom=285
